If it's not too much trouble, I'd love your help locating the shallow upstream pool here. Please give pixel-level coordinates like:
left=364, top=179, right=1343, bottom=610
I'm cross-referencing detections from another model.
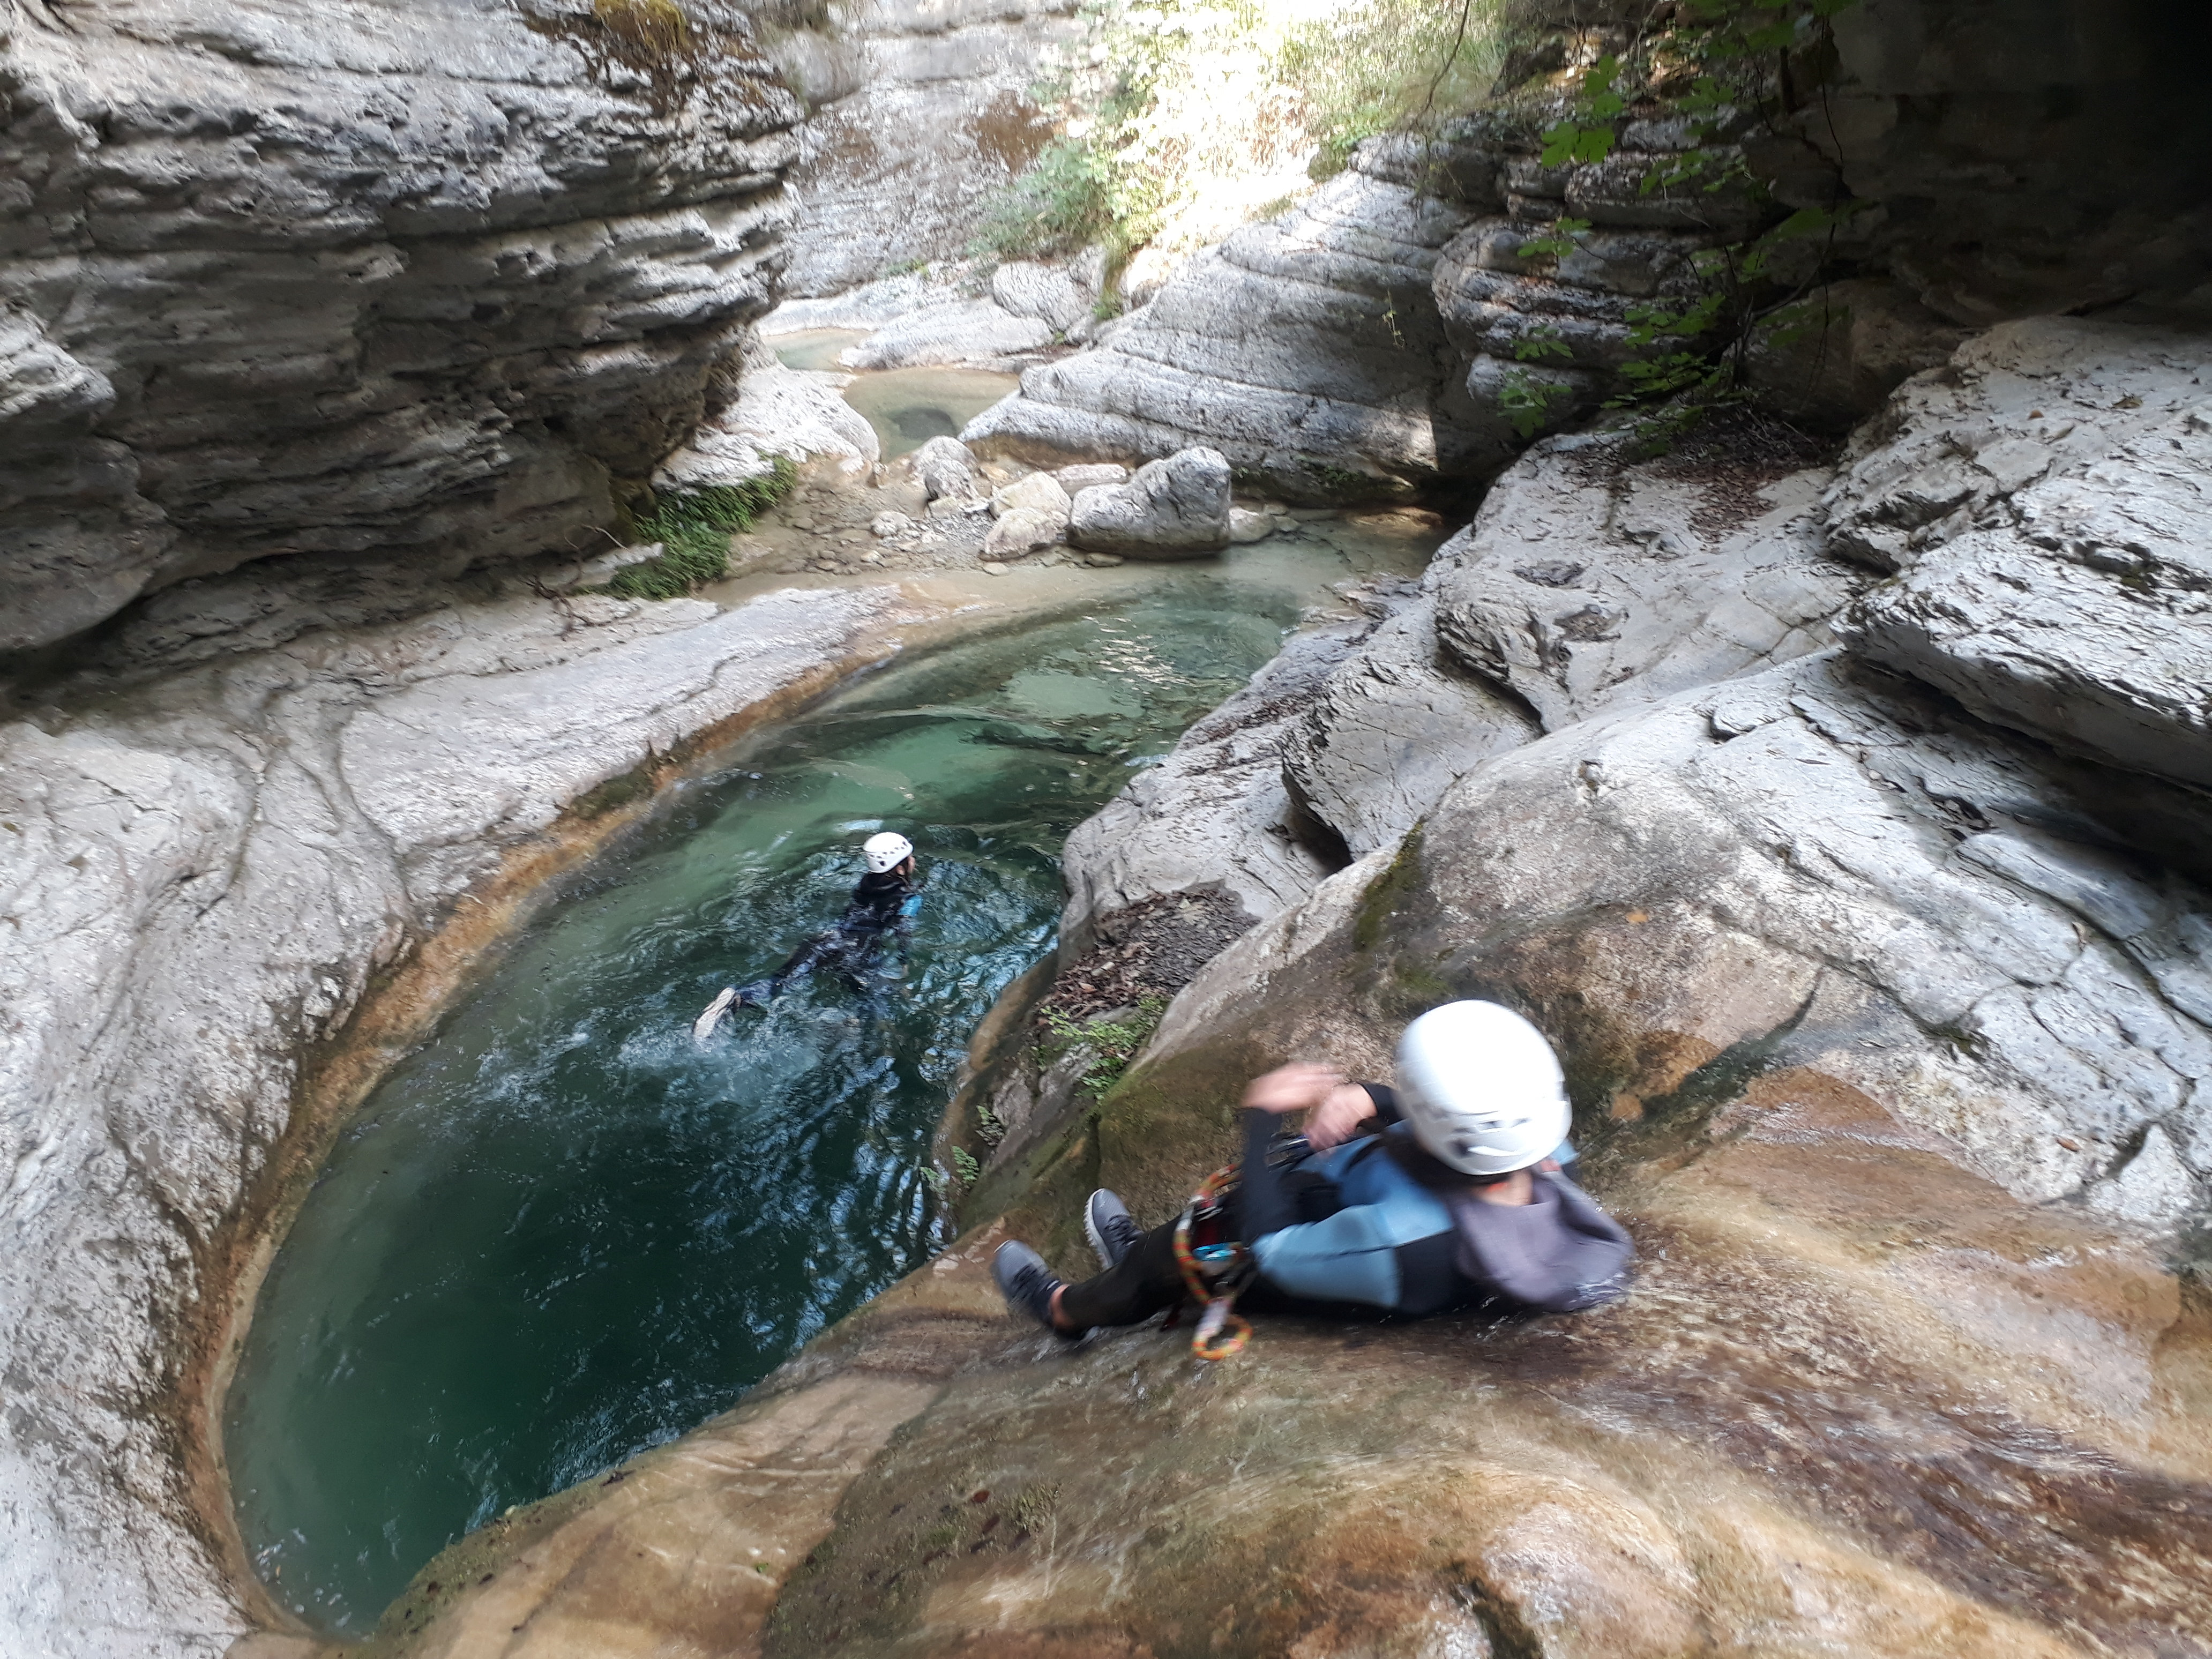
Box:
left=224, top=576, right=1319, bottom=1634
left=766, top=327, right=1015, bottom=459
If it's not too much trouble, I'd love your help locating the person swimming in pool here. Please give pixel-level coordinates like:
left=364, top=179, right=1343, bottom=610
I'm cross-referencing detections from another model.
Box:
left=692, top=832, right=924, bottom=1038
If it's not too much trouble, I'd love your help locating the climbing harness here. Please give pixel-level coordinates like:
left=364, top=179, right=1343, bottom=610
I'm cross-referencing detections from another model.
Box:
left=1171, top=1162, right=1252, bottom=1360
left=1169, top=1133, right=1319, bottom=1361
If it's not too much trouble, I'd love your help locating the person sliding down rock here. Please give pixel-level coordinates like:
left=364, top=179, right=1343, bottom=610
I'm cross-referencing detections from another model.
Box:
left=693, top=832, right=924, bottom=1038
left=994, top=1001, right=1633, bottom=1339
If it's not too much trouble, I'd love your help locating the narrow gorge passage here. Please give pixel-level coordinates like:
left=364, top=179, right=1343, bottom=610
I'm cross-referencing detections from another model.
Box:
left=219, top=569, right=1360, bottom=1636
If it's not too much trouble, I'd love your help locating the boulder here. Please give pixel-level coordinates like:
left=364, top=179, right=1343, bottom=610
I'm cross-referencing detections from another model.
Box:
left=989, top=470, right=1072, bottom=522
left=655, top=333, right=879, bottom=491
left=990, top=261, right=1092, bottom=334
left=982, top=507, right=1059, bottom=561
left=1828, top=319, right=2212, bottom=791
left=905, top=435, right=982, bottom=502
left=962, top=144, right=1496, bottom=500
left=1067, top=447, right=1232, bottom=559
left=1227, top=506, right=1273, bottom=543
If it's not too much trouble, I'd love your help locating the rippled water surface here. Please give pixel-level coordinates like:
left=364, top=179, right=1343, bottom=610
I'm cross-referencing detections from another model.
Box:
left=225, top=580, right=1312, bottom=1633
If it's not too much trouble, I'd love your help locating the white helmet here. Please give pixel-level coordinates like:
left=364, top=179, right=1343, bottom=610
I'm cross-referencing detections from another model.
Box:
left=1395, top=1000, right=1570, bottom=1176
left=862, top=831, right=915, bottom=874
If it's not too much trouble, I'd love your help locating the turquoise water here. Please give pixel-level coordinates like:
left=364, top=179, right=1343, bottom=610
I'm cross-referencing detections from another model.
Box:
left=766, top=328, right=1017, bottom=459
left=223, top=582, right=1301, bottom=1635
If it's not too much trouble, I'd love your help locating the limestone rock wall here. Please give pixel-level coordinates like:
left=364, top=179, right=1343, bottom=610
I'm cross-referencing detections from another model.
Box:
left=1827, top=319, right=2212, bottom=790
left=0, top=0, right=806, bottom=655
left=772, top=0, right=1077, bottom=297
left=962, top=143, right=1496, bottom=500
left=959, top=0, right=2212, bottom=492
left=0, top=576, right=916, bottom=1658
left=1192, top=316, right=2212, bottom=1225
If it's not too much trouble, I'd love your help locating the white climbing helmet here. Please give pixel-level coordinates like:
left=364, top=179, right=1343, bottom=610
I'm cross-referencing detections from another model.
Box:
left=1395, top=1000, right=1570, bottom=1176
left=862, top=831, right=915, bottom=873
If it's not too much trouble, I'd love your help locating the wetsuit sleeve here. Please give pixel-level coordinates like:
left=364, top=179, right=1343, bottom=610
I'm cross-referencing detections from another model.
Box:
left=1357, top=1083, right=1401, bottom=1130
left=1238, top=1109, right=1295, bottom=1242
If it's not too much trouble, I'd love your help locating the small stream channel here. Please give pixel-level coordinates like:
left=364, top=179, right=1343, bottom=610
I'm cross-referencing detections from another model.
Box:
left=222, top=551, right=1426, bottom=1634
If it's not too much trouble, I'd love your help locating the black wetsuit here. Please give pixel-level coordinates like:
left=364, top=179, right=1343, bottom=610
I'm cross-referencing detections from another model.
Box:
left=739, top=868, right=919, bottom=1004
left=1057, top=1085, right=1630, bottom=1329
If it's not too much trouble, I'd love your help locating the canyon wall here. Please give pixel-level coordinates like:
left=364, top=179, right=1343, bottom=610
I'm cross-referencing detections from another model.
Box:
left=0, top=0, right=806, bottom=657
left=771, top=0, right=1075, bottom=297
left=966, top=0, right=2212, bottom=487
left=3, top=0, right=2210, bottom=1654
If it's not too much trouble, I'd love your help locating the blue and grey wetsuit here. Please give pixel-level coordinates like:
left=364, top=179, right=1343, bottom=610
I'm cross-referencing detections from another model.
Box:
left=1055, top=1086, right=1630, bottom=1331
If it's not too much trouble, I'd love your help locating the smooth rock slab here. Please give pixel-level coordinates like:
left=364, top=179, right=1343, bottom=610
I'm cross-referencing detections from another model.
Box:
left=962, top=147, right=1491, bottom=499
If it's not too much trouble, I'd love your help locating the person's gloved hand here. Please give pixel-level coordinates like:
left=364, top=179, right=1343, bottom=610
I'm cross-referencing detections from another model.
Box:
left=1242, top=1063, right=1343, bottom=1118
left=1303, top=1082, right=1378, bottom=1150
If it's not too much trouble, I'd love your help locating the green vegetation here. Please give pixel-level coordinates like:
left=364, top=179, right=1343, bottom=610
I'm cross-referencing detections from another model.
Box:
left=607, top=458, right=796, bottom=600
left=1497, top=0, right=1869, bottom=449
left=974, top=0, right=1507, bottom=264
left=972, top=133, right=1137, bottom=261
left=1354, top=823, right=1424, bottom=951
left=1040, top=992, right=1170, bottom=1096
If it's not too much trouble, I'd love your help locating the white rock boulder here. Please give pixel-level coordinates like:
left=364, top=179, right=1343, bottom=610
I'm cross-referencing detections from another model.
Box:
left=1067, top=447, right=1232, bottom=559
left=984, top=507, right=1061, bottom=561
left=906, top=435, right=982, bottom=502
left=990, top=261, right=1092, bottom=334
left=990, top=471, right=1073, bottom=523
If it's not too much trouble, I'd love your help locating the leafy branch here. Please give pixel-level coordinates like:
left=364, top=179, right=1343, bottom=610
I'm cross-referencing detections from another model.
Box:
left=1494, top=0, right=1871, bottom=448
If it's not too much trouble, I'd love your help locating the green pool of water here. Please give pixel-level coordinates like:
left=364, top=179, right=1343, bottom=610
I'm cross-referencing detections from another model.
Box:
left=767, top=328, right=1018, bottom=460
left=224, top=580, right=1305, bottom=1635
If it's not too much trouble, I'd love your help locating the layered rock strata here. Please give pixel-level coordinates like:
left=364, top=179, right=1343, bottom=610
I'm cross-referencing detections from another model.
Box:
left=963, top=145, right=1493, bottom=499
left=0, top=577, right=921, bottom=1659
left=0, top=0, right=804, bottom=655
left=1828, top=318, right=2212, bottom=791
left=1284, top=423, right=1858, bottom=858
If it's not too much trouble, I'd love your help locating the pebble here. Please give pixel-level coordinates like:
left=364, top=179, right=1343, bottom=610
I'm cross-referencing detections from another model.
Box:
left=981, top=561, right=1010, bottom=576
left=1084, top=553, right=1124, bottom=569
